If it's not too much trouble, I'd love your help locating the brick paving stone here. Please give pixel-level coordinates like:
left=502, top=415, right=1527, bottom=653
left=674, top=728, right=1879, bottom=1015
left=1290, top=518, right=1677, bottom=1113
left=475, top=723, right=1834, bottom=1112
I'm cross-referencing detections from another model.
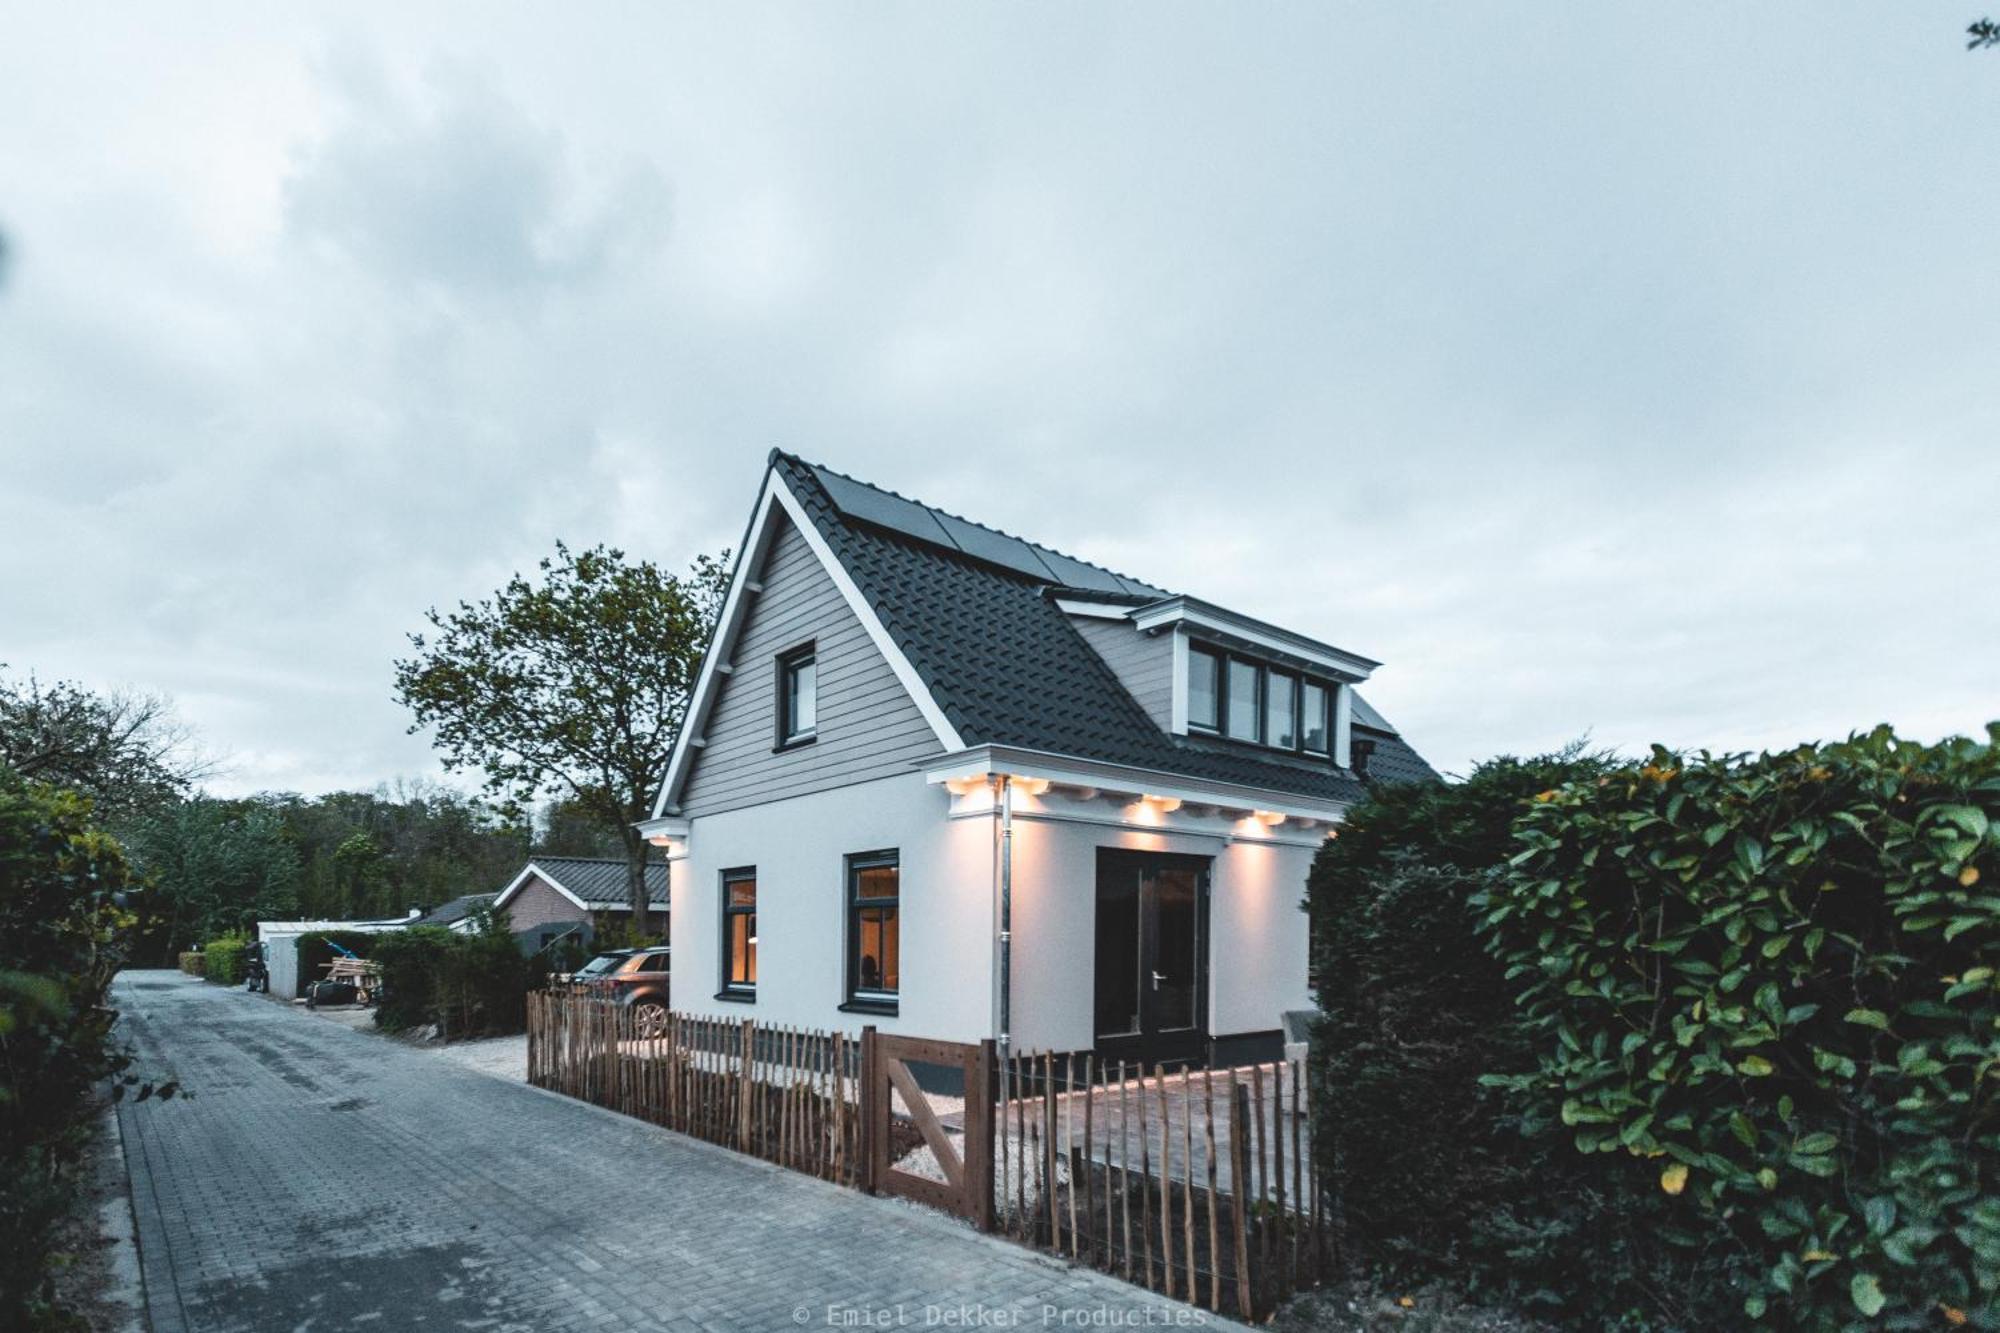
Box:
left=114, top=972, right=1234, bottom=1332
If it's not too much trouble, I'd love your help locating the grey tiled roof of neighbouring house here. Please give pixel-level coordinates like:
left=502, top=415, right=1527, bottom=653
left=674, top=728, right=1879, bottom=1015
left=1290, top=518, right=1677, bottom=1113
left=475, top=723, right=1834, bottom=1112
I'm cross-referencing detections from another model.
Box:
left=529, top=857, right=670, bottom=910
left=771, top=453, right=1439, bottom=804
left=417, top=892, right=498, bottom=928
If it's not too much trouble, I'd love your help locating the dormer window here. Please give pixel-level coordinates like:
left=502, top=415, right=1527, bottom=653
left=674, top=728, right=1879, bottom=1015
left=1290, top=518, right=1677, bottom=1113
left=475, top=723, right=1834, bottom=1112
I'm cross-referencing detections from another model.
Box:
left=1300, top=680, right=1331, bottom=756
left=1187, top=647, right=1221, bottom=732
left=1184, top=641, right=1344, bottom=764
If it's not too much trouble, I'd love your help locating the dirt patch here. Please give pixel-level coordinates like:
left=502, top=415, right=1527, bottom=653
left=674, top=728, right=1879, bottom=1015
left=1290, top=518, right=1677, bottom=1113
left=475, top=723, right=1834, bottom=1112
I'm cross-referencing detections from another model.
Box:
left=45, top=1108, right=144, bottom=1333
left=1272, top=1282, right=1551, bottom=1333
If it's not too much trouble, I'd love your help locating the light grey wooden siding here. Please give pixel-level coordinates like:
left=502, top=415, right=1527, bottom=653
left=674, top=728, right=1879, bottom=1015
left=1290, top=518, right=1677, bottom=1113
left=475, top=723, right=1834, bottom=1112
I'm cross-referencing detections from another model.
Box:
left=679, top=514, right=944, bottom=817
left=1072, top=617, right=1174, bottom=731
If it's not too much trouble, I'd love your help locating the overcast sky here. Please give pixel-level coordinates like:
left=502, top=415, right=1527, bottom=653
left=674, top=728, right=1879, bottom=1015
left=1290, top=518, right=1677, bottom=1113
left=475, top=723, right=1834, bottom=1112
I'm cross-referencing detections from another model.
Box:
left=3, top=4, right=1996, bottom=798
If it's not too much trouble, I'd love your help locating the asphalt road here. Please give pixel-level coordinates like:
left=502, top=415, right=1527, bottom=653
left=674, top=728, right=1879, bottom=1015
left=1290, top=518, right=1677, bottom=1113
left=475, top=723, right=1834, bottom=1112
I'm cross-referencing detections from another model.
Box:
left=112, top=972, right=1215, bottom=1333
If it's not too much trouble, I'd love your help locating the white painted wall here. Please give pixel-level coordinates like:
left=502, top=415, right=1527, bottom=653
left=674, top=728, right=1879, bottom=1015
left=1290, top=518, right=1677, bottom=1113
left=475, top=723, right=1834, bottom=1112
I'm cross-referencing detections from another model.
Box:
left=676, top=776, right=1320, bottom=1054
left=996, top=789, right=1319, bottom=1053
left=673, top=770, right=995, bottom=1041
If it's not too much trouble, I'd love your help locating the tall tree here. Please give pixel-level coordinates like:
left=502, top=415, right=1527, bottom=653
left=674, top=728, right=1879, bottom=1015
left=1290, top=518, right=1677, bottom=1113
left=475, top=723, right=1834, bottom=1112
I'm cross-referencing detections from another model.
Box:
left=0, top=669, right=207, bottom=825
left=394, top=543, right=728, bottom=936
left=124, top=796, right=300, bottom=955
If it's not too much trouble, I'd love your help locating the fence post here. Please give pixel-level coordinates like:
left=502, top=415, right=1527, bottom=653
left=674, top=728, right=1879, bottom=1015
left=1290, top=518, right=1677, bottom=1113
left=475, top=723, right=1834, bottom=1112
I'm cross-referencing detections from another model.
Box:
left=859, top=1026, right=879, bottom=1194
left=969, top=1039, right=997, bottom=1232
left=1231, top=1080, right=1255, bottom=1323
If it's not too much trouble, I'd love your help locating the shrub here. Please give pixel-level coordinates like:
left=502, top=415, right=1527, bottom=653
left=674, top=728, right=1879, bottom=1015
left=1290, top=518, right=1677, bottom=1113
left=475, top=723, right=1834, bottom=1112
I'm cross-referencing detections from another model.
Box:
left=177, top=950, right=203, bottom=976
left=0, top=769, right=141, bottom=1328
left=371, top=912, right=531, bottom=1038
left=1307, top=750, right=1736, bottom=1326
left=200, top=934, right=247, bottom=985
left=1481, top=726, right=2000, bottom=1327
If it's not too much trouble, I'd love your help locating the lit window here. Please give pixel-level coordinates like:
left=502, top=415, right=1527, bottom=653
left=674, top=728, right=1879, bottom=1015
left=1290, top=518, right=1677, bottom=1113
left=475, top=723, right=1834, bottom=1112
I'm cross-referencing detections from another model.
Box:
left=1301, top=681, right=1330, bottom=755
left=778, top=644, right=816, bottom=744
left=1267, top=670, right=1298, bottom=750
left=846, top=852, right=899, bottom=1007
left=1226, top=659, right=1261, bottom=743
left=1187, top=647, right=1220, bottom=731
left=722, top=870, right=756, bottom=993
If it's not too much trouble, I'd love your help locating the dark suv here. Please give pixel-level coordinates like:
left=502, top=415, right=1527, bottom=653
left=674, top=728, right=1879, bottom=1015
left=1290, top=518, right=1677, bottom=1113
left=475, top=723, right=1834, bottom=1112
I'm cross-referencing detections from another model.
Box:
left=570, top=947, right=671, bottom=1035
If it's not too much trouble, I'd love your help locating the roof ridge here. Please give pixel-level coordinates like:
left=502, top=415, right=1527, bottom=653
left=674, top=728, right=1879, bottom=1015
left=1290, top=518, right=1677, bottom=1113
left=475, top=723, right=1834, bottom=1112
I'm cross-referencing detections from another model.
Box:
left=776, top=452, right=1168, bottom=596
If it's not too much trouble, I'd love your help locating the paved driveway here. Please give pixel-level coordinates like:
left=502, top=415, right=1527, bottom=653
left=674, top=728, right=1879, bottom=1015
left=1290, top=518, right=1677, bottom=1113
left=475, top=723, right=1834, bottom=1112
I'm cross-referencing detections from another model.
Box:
left=114, top=973, right=1217, bottom=1333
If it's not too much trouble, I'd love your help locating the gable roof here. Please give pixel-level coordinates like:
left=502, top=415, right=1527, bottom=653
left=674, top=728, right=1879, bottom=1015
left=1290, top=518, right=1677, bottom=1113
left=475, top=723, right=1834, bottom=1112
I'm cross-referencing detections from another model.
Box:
left=658, top=453, right=1434, bottom=810
left=493, top=857, right=669, bottom=913
left=417, top=892, right=497, bottom=928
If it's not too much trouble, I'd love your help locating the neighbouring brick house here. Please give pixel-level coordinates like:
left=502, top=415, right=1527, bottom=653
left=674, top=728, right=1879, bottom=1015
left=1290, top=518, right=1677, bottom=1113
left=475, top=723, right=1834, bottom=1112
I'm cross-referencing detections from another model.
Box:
left=492, top=856, right=670, bottom=953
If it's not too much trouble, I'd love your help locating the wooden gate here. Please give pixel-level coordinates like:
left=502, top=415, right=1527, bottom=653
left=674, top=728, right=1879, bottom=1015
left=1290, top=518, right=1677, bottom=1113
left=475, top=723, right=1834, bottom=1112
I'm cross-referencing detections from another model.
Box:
left=860, top=1029, right=995, bottom=1230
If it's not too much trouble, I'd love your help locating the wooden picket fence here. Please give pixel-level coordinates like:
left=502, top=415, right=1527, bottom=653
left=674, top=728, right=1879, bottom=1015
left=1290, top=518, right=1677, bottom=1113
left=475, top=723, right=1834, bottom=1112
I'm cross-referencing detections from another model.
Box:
left=995, top=1051, right=1325, bottom=1323
left=527, top=991, right=863, bottom=1184
left=527, top=994, right=1326, bottom=1322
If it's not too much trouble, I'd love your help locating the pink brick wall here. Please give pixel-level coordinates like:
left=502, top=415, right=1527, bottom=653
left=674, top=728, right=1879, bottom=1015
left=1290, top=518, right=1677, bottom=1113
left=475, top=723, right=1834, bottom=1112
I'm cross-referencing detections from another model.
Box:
left=502, top=874, right=589, bottom=934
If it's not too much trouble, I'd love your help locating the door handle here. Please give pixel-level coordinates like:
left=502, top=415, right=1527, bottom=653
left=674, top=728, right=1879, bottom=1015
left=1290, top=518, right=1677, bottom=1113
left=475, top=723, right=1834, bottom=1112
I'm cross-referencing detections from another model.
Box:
left=1151, top=970, right=1166, bottom=990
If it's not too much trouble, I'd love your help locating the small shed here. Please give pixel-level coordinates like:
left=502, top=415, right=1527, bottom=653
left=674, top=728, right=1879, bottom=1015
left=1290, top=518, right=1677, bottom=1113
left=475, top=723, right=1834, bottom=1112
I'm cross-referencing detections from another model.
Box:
left=256, top=911, right=422, bottom=1000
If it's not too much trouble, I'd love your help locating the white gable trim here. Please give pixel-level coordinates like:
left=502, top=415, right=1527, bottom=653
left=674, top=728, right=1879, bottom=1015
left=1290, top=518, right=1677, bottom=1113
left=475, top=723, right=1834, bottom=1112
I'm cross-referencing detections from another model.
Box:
left=492, top=863, right=590, bottom=914
left=650, top=464, right=965, bottom=818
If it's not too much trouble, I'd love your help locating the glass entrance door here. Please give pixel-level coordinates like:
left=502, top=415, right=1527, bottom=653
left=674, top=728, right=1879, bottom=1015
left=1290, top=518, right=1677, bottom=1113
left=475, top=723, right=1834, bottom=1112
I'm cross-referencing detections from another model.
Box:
left=1093, top=849, right=1210, bottom=1068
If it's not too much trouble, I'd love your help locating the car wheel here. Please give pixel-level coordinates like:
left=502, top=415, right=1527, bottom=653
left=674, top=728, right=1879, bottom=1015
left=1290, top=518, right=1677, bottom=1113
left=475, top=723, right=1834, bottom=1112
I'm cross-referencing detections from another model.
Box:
left=631, top=1000, right=668, bottom=1038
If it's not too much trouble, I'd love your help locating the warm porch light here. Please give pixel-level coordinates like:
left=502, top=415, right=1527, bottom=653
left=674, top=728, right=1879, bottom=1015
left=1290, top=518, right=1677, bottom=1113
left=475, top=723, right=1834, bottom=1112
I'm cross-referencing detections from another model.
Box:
left=1252, top=810, right=1286, bottom=827
left=1009, top=775, right=1052, bottom=796
left=1142, top=795, right=1182, bottom=812
left=646, top=833, right=674, bottom=847
left=943, top=776, right=982, bottom=796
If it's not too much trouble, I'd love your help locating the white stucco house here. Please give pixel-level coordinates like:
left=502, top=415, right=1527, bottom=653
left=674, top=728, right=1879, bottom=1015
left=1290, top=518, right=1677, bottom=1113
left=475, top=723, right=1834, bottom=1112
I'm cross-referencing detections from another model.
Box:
left=637, top=453, right=1435, bottom=1068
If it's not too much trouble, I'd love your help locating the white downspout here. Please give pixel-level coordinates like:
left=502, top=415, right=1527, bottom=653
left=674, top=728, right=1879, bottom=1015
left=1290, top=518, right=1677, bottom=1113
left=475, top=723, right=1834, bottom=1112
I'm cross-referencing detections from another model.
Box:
left=995, top=774, right=1014, bottom=1059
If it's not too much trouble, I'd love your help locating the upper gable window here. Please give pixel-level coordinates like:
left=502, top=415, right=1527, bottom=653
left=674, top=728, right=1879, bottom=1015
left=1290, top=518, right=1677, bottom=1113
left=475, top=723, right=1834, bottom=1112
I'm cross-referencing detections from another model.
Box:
left=777, top=642, right=817, bottom=746
left=1300, top=680, right=1331, bottom=756
left=1267, top=669, right=1298, bottom=749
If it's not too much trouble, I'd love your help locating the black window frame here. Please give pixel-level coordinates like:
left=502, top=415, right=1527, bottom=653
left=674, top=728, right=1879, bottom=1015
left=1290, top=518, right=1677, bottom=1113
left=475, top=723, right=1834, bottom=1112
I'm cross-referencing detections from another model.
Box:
left=1224, top=657, right=1263, bottom=744
left=717, top=867, right=757, bottom=1001
left=1186, top=645, right=1222, bottom=733
left=774, top=641, right=818, bottom=750
left=1186, top=641, right=1341, bottom=763
left=840, top=849, right=900, bottom=1015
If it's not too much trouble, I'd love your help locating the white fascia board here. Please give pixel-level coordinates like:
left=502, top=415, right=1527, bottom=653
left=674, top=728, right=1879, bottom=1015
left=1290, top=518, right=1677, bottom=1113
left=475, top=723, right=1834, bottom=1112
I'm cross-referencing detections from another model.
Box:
left=1129, top=597, right=1380, bottom=681
left=1053, top=597, right=1132, bottom=620
left=651, top=466, right=965, bottom=818
left=768, top=478, right=965, bottom=753
left=493, top=863, right=591, bottom=913
left=634, top=816, right=690, bottom=841
left=651, top=475, right=781, bottom=819
left=922, top=744, right=1350, bottom=824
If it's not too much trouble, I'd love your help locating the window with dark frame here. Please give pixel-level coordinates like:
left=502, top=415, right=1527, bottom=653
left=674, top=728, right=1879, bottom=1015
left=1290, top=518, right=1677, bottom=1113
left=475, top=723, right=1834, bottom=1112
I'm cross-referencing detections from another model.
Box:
left=1186, top=642, right=1341, bottom=762
left=844, top=851, right=899, bottom=1009
left=777, top=643, right=817, bottom=746
left=1225, top=658, right=1261, bottom=742
left=1187, top=646, right=1220, bottom=732
left=1301, top=680, right=1331, bottom=755
left=721, top=869, right=756, bottom=993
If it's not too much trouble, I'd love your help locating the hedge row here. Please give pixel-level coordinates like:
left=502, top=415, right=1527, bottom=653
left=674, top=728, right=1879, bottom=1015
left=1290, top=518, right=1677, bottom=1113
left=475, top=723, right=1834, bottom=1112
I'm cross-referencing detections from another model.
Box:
left=1311, top=726, right=1999, bottom=1329
left=371, top=914, right=535, bottom=1039
left=200, top=935, right=248, bottom=985
left=1482, top=726, right=2000, bottom=1327
left=0, top=771, right=142, bottom=1328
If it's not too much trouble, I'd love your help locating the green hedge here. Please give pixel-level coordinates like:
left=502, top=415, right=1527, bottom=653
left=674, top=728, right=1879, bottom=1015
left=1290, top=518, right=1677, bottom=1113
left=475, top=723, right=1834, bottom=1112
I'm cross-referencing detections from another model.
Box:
left=0, top=770, right=141, bottom=1328
left=371, top=914, right=532, bottom=1038
left=1481, top=726, right=1999, bottom=1327
left=200, top=934, right=247, bottom=985
left=1307, top=750, right=1737, bottom=1327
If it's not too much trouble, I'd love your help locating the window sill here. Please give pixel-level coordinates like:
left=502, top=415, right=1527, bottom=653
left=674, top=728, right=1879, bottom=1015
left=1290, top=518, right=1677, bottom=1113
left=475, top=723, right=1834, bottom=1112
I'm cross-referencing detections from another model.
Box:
left=772, top=734, right=817, bottom=754
left=838, top=998, right=899, bottom=1017
left=712, top=989, right=757, bottom=1004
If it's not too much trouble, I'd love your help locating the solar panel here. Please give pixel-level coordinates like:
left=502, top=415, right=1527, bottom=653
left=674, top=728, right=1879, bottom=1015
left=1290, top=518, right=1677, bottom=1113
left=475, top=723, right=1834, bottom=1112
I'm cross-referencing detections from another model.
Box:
left=929, top=510, right=1058, bottom=581
left=1030, top=545, right=1131, bottom=595
left=810, top=465, right=953, bottom=548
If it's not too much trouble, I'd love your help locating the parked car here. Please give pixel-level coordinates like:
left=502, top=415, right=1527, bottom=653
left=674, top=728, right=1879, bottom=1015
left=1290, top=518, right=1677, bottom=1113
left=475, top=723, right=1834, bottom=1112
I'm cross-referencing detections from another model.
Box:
left=569, top=947, right=671, bottom=1035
